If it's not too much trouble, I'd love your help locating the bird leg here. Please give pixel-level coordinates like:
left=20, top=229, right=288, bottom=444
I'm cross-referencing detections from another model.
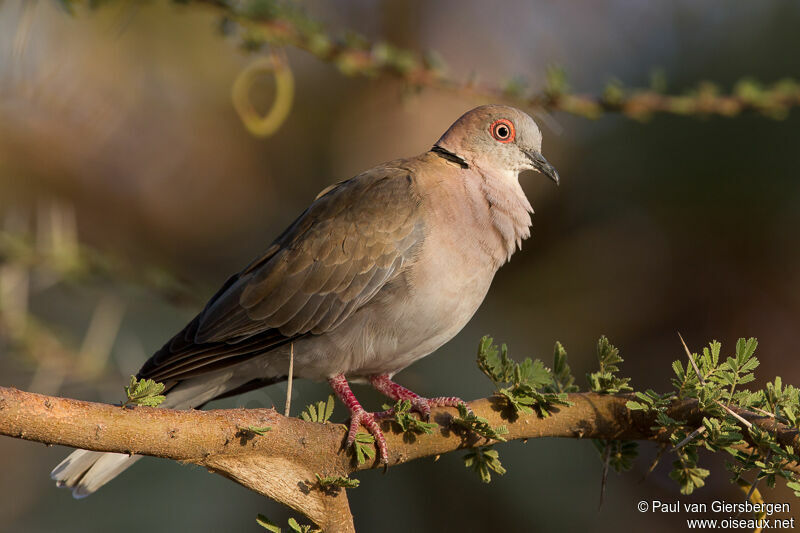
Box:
left=369, top=374, right=465, bottom=420
left=328, top=374, right=388, bottom=465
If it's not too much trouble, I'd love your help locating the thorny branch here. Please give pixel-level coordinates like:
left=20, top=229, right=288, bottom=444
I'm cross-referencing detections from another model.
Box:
left=53, top=0, right=800, bottom=120
left=196, top=0, right=799, bottom=120
left=1, top=386, right=797, bottom=532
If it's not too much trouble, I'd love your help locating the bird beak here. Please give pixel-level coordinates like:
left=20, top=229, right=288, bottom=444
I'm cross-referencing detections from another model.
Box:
left=525, top=150, right=560, bottom=186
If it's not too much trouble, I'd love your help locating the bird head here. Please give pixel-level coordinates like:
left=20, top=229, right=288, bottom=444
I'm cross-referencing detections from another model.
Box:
left=434, top=104, right=560, bottom=185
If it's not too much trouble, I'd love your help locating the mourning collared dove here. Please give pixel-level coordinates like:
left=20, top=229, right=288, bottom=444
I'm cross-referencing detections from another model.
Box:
left=51, top=104, right=559, bottom=496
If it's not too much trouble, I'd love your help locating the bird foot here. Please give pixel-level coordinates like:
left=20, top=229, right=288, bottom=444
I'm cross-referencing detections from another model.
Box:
left=369, top=374, right=466, bottom=420
left=377, top=395, right=466, bottom=420
left=345, top=407, right=388, bottom=464
left=329, top=374, right=468, bottom=466
left=329, top=374, right=388, bottom=465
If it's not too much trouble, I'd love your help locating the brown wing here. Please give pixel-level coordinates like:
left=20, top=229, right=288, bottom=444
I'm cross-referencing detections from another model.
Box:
left=137, top=165, right=424, bottom=382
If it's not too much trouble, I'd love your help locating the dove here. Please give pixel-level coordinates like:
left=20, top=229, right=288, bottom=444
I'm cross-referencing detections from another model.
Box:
left=51, top=104, right=559, bottom=497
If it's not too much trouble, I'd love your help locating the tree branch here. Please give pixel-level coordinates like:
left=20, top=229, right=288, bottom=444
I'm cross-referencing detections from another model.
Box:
left=1, top=385, right=798, bottom=530
left=55, top=0, right=800, bottom=120
left=191, top=0, right=800, bottom=120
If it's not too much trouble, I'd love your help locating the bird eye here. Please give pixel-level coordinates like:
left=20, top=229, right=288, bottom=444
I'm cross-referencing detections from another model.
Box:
left=490, top=119, right=515, bottom=143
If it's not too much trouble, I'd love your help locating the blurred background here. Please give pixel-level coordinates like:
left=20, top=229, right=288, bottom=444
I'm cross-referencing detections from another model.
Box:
left=1, top=1, right=799, bottom=531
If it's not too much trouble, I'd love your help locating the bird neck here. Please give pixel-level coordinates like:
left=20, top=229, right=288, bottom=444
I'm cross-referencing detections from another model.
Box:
left=475, top=168, right=534, bottom=263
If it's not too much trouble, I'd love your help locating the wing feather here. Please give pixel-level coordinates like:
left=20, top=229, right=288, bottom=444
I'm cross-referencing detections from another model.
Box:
left=137, top=166, right=424, bottom=382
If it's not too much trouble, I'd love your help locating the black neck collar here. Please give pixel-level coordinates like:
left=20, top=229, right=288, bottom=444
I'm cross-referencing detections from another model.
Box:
left=431, top=145, right=469, bottom=169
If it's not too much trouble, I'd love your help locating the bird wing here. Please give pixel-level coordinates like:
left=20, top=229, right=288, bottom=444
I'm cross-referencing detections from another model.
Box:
left=137, top=165, right=424, bottom=382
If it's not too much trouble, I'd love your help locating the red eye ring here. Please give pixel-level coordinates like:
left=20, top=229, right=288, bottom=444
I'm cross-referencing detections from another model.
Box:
left=490, top=119, right=515, bottom=143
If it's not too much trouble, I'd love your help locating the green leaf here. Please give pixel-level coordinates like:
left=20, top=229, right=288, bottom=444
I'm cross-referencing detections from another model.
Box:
left=587, top=336, right=632, bottom=394
left=667, top=432, right=715, bottom=496
left=594, top=440, right=639, bottom=473
left=300, top=395, right=335, bottom=423
left=242, top=426, right=271, bottom=436
left=787, top=480, right=800, bottom=498
left=352, top=432, right=376, bottom=465
left=284, top=518, right=321, bottom=533
left=451, top=404, right=507, bottom=441
left=707, top=340, right=721, bottom=367
left=477, top=336, right=514, bottom=385
left=517, top=359, right=552, bottom=390
left=123, top=375, right=166, bottom=407
left=463, top=446, right=506, bottom=483
left=315, top=473, right=360, bottom=489
left=736, top=337, right=758, bottom=363
left=387, top=400, right=438, bottom=434
left=256, top=514, right=282, bottom=532
left=546, top=341, right=579, bottom=393
left=477, top=337, right=573, bottom=417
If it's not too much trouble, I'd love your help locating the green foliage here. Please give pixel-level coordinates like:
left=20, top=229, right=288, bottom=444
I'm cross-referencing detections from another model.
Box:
left=241, top=426, right=271, bottom=436
left=667, top=338, right=760, bottom=412
left=786, top=479, right=800, bottom=498
left=256, top=515, right=321, bottom=533
left=624, top=337, right=800, bottom=498
left=700, top=416, right=742, bottom=452
left=451, top=403, right=507, bottom=442
left=715, top=338, right=759, bottom=402
left=669, top=445, right=711, bottom=495
left=546, top=341, right=579, bottom=394
left=625, top=389, right=673, bottom=413
left=503, top=76, right=528, bottom=99
left=256, top=514, right=282, bottom=533
left=352, top=432, right=376, bottom=465
left=602, top=78, right=625, bottom=106
left=761, top=376, right=800, bottom=425
left=385, top=400, right=438, bottom=435
left=315, top=473, right=360, bottom=489
left=477, top=336, right=573, bottom=417
left=300, top=395, right=335, bottom=424
left=587, top=336, right=632, bottom=394
left=544, top=65, right=570, bottom=97
left=123, top=375, right=166, bottom=407
left=286, top=518, right=320, bottom=533
left=593, top=440, right=639, bottom=473
left=463, top=446, right=506, bottom=483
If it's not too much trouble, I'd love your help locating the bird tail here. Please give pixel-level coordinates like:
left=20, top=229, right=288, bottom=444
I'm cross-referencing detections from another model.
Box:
left=51, top=450, right=141, bottom=499
left=50, top=370, right=282, bottom=498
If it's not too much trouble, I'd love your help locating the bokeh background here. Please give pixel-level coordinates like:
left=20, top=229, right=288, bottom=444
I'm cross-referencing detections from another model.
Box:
left=1, top=1, right=799, bottom=531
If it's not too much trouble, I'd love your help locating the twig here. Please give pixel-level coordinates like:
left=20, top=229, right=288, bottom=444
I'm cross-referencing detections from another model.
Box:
left=677, top=333, right=752, bottom=430
left=284, top=342, right=294, bottom=417
left=678, top=332, right=705, bottom=385
left=599, top=442, right=611, bottom=509
left=642, top=443, right=667, bottom=481
left=741, top=450, right=772, bottom=516
left=672, top=426, right=707, bottom=451
left=724, top=406, right=753, bottom=429
left=751, top=406, right=778, bottom=419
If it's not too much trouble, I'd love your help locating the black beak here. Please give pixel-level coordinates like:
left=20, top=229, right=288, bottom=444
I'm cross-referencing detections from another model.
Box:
left=525, top=150, right=560, bottom=186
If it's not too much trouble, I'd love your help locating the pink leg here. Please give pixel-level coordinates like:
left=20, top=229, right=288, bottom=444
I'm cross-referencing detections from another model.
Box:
left=328, top=374, right=388, bottom=465
left=369, top=374, right=465, bottom=419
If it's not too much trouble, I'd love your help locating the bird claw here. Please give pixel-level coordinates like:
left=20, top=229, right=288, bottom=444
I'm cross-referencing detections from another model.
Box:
left=331, top=373, right=467, bottom=467
left=346, top=407, right=388, bottom=465
left=368, top=374, right=466, bottom=421
left=414, top=396, right=467, bottom=419
left=378, top=396, right=467, bottom=421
